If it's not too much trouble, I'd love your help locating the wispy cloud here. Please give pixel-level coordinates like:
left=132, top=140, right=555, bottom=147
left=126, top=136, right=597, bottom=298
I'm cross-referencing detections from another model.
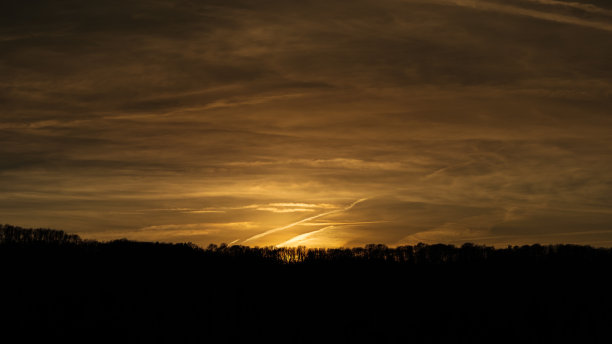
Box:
left=255, top=207, right=315, bottom=213
left=184, top=202, right=339, bottom=214
left=141, top=222, right=258, bottom=232
left=276, top=226, right=335, bottom=247
left=525, top=0, right=612, bottom=16
left=225, top=158, right=406, bottom=171
left=242, top=198, right=368, bottom=243
left=268, top=203, right=338, bottom=209
left=301, top=221, right=387, bottom=226
left=3, top=0, right=612, bottom=247
left=445, top=0, right=612, bottom=31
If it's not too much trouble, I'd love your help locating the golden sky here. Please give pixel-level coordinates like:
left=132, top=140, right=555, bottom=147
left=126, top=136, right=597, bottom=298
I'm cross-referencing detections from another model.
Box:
left=2, top=0, right=612, bottom=247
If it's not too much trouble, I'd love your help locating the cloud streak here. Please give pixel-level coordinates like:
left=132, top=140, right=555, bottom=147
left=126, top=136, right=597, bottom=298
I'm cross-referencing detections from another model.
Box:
left=2, top=0, right=612, bottom=247
left=276, top=226, right=335, bottom=247
left=445, top=0, right=612, bottom=31
left=243, top=198, right=368, bottom=243
left=526, top=0, right=612, bottom=16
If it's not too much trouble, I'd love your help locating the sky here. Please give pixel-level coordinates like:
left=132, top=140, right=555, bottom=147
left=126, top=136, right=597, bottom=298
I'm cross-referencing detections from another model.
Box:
left=2, top=0, right=612, bottom=247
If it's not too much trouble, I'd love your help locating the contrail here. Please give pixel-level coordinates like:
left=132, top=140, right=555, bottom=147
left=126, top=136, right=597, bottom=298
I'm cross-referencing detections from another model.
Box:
left=276, top=226, right=335, bottom=247
left=242, top=198, right=367, bottom=243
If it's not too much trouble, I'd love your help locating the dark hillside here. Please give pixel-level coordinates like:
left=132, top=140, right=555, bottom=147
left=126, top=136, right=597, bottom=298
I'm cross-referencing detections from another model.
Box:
left=2, top=224, right=612, bottom=343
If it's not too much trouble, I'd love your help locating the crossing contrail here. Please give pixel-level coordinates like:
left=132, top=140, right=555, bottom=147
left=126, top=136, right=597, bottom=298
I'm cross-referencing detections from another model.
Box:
left=242, top=198, right=367, bottom=243
left=276, top=226, right=335, bottom=247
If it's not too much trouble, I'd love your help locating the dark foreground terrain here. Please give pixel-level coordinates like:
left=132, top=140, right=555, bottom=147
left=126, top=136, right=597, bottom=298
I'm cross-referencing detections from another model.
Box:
left=2, top=224, right=612, bottom=343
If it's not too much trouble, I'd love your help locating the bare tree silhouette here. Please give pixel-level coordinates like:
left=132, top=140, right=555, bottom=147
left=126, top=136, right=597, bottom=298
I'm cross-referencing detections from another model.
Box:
left=2, top=224, right=612, bottom=343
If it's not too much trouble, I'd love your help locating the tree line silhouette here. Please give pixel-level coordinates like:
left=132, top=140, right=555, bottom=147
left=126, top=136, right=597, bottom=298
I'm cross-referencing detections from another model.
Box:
left=3, top=224, right=611, bottom=266
left=0, top=224, right=81, bottom=245
left=2, top=224, right=612, bottom=343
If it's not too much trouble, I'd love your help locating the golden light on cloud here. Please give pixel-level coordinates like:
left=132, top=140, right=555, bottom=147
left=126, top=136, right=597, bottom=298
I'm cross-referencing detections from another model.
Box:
left=243, top=198, right=368, bottom=244
left=2, top=0, right=612, bottom=247
left=255, top=207, right=316, bottom=213
left=276, top=226, right=339, bottom=247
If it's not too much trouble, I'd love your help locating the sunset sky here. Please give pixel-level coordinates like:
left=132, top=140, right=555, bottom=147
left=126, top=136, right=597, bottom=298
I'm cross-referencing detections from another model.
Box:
left=2, top=0, right=612, bottom=247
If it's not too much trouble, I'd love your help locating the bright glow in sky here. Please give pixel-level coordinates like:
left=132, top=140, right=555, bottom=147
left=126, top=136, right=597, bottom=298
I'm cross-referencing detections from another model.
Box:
left=2, top=0, right=612, bottom=247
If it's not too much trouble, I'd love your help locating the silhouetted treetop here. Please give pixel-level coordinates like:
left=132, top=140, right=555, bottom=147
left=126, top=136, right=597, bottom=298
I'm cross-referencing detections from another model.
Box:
left=2, top=224, right=612, bottom=266
left=2, top=224, right=612, bottom=343
left=0, top=224, right=81, bottom=245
